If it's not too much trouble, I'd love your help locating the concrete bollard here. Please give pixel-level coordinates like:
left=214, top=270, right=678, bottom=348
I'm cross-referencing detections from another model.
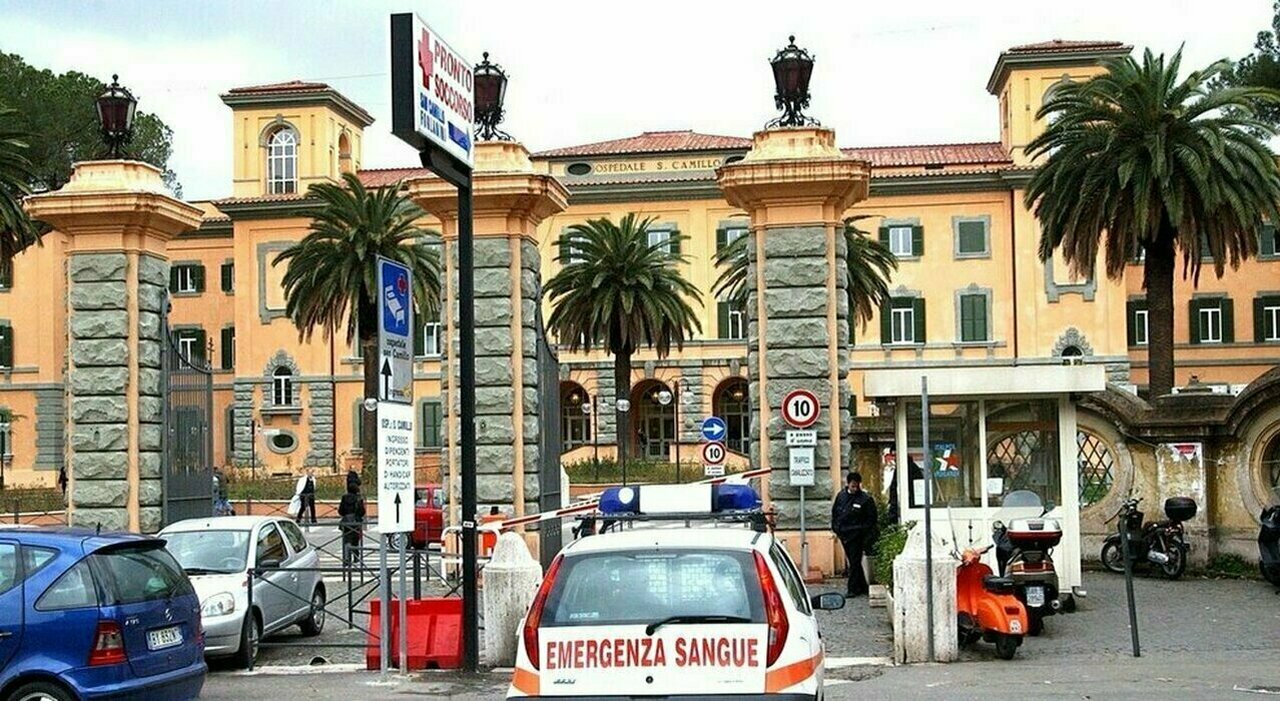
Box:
left=483, top=531, right=544, bottom=666
left=892, top=523, right=958, bottom=663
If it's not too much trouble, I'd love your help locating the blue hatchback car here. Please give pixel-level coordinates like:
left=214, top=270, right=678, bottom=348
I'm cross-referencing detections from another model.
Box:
left=0, top=527, right=206, bottom=701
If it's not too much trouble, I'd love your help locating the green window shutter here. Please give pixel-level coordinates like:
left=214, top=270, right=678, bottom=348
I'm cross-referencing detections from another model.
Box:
left=1221, top=298, right=1234, bottom=343
left=669, top=230, right=681, bottom=256
left=717, top=301, right=731, bottom=339
left=957, top=221, right=986, bottom=255
left=878, top=226, right=890, bottom=246
left=422, top=401, right=443, bottom=447
left=558, top=231, right=570, bottom=263
left=221, top=262, right=234, bottom=293
left=0, top=325, right=12, bottom=367
left=912, top=297, right=926, bottom=343
left=1264, top=224, right=1279, bottom=256
left=169, top=266, right=179, bottom=292
left=193, top=265, right=206, bottom=293
left=0, top=259, right=12, bottom=288
left=716, top=228, right=728, bottom=253
left=960, top=294, right=986, bottom=342
left=1126, top=301, right=1138, bottom=346
left=1189, top=300, right=1202, bottom=344
left=880, top=302, right=892, bottom=343
left=193, top=328, right=207, bottom=363
left=911, top=225, right=924, bottom=257
left=1255, top=298, right=1267, bottom=343
left=413, top=310, right=426, bottom=356
left=221, top=327, right=235, bottom=370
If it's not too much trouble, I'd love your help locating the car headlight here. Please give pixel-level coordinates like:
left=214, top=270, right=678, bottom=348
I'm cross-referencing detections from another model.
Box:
left=201, top=592, right=236, bottom=617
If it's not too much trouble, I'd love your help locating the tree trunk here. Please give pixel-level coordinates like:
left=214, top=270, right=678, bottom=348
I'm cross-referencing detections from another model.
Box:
left=614, top=346, right=633, bottom=483
left=1144, top=238, right=1177, bottom=399
left=359, top=297, right=379, bottom=484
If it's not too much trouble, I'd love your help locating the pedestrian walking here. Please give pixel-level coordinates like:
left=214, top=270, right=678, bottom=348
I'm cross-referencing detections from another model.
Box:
left=57, top=466, right=68, bottom=496
left=338, top=482, right=366, bottom=566
left=294, top=468, right=317, bottom=525
left=832, top=471, right=877, bottom=598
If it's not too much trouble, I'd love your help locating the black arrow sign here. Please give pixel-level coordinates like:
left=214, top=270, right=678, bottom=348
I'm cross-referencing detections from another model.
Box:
left=381, top=357, right=393, bottom=399
left=394, top=492, right=402, bottom=525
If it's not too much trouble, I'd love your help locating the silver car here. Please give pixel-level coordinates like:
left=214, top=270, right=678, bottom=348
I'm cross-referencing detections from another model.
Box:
left=159, top=515, right=326, bottom=667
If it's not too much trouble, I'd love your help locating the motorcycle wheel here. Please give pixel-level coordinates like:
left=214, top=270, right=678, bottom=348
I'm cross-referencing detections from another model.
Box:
left=994, top=634, right=1020, bottom=660
left=1100, top=541, right=1126, bottom=574
left=1160, top=546, right=1186, bottom=579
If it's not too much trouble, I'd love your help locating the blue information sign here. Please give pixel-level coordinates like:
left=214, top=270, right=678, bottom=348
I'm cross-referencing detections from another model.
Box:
left=377, top=257, right=413, bottom=404
left=701, top=416, right=728, bottom=443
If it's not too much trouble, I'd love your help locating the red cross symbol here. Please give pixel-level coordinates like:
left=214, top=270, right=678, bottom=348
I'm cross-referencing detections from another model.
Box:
left=936, top=448, right=960, bottom=472
left=396, top=274, right=408, bottom=295
left=417, top=29, right=433, bottom=89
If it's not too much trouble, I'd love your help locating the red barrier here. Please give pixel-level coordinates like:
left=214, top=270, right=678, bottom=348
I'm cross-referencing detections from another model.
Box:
left=366, top=598, right=464, bottom=670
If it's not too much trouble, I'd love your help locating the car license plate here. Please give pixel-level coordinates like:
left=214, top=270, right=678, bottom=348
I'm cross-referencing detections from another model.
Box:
left=147, top=625, right=183, bottom=651
left=1026, top=585, right=1045, bottom=608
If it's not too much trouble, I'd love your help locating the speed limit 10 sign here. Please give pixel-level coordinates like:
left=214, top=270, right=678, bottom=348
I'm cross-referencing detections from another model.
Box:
left=701, top=441, right=727, bottom=466
left=781, top=389, right=820, bottom=429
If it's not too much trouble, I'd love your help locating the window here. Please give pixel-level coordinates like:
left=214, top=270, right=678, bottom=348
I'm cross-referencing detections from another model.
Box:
left=0, top=324, right=9, bottom=368
left=954, top=219, right=989, bottom=258
left=769, top=542, right=811, bottom=615
left=415, top=310, right=441, bottom=357
left=881, top=297, right=925, bottom=345
left=272, top=367, right=294, bottom=406
left=421, top=400, right=443, bottom=448
left=280, top=521, right=309, bottom=555
left=715, top=380, right=749, bottom=454
left=1077, top=430, right=1116, bottom=507
left=0, top=408, right=11, bottom=458
left=225, top=406, right=236, bottom=459
left=266, top=127, right=298, bottom=195
left=717, top=299, right=746, bottom=340
left=169, top=263, right=205, bottom=294
left=174, top=328, right=206, bottom=364
left=986, top=399, right=1062, bottom=508
left=268, top=431, right=296, bottom=453
left=92, top=545, right=192, bottom=604
left=221, top=327, right=235, bottom=370
left=1127, top=300, right=1149, bottom=346
left=647, top=227, right=680, bottom=257
left=716, top=225, right=747, bottom=252
left=1261, top=223, right=1278, bottom=258
left=255, top=524, right=288, bottom=565
left=1190, top=298, right=1233, bottom=344
left=905, top=400, right=983, bottom=508
left=559, top=230, right=587, bottom=265
left=0, top=543, right=16, bottom=596
left=880, top=223, right=922, bottom=258
left=958, top=293, right=988, bottom=342
left=560, top=384, right=591, bottom=450
left=1255, top=296, right=1280, bottom=342
left=37, top=559, right=99, bottom=610
left=221, top=261, right=234, bottom=293
left=0, top=258, right=11, bottom=290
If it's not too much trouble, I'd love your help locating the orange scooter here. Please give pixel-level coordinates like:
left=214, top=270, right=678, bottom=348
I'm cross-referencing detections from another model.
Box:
left=956, top=545, right=1028, bottom=660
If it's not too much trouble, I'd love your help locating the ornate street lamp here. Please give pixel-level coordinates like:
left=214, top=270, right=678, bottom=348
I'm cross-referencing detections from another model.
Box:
left=473, top=52, right=511, bottom=141
left=767, top=36, right=818, bottom=128
left=96, top=74, right=137, bottom=159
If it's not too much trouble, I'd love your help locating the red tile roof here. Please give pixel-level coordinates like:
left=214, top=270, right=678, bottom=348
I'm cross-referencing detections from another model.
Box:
left=532, top=130, right=752, bottom=158
left=358, top=168, right=428, bottom=188
left=1006, top=39, right=1129, bottom=55
left=225, top=80, right=332, bottom=95
left=843, top=142, right=1009, bottom=168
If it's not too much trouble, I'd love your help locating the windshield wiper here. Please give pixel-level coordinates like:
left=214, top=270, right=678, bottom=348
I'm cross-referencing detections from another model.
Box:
left=183, top=567, right=230, bottom=575
left=644, top=615, right=751, bottom=636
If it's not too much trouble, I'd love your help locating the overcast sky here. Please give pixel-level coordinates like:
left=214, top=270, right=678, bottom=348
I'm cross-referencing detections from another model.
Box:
left=0, top=0, right=1271, bottom=200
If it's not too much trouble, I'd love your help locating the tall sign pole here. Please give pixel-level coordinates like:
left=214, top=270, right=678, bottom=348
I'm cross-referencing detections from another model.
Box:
left=390, top=13, right=479, bottom=672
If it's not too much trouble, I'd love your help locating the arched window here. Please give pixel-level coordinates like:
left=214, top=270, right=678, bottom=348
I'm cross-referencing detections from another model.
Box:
left=271, top=367, right=294, bottom=406
left=713, top=379, right=749, bottom=454
left=338, top=132, right=353, bottom=174
left=1076, top=430, right=1116, bottom=507
left=1263, top=432, right=1280, bottom=493
left=631, top=380, right=674, bottom=460
left=560, top=382, right=591, bottom=450
left=266, top=127, right=298, bottom=195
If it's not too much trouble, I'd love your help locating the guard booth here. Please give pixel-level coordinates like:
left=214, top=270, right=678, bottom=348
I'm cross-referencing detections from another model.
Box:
left=863, top=365, right=1105, bottom=593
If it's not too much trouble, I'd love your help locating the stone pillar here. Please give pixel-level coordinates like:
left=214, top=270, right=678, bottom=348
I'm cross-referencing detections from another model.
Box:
left=717, top=128, right=870, bottom=574
left=27, top=161, right=202, bottom=532
left=407, top=142, right=568, bottom=532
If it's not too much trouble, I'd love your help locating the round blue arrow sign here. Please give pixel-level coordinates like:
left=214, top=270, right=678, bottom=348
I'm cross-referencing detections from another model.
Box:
left=701, top=416, right=728, bottom=442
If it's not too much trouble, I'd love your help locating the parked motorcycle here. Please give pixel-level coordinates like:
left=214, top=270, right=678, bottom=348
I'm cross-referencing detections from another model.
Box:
left=1259, top=489, right=1280, bottom=588
left=992, top=490, right=1062, bottom=635
left=1100, top=495, right=1196, bottom=579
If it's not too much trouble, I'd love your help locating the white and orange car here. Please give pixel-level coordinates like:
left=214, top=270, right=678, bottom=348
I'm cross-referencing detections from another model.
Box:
left=507, top=483, right=845, bottom=700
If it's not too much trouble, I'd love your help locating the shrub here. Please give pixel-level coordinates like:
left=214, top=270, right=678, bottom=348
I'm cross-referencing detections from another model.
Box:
left=872, top=521, right=913, bottom=587
left=562, top=457, right=737, bottom=485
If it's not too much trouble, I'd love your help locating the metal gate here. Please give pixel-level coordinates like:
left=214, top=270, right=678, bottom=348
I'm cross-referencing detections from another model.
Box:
left=535, top=308, right=562, bottom=570
left=161, top=299, right=214, bottom=526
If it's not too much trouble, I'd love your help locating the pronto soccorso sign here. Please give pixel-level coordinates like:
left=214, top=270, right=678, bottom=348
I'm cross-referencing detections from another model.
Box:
left=390, top=13, right=474, bottom=167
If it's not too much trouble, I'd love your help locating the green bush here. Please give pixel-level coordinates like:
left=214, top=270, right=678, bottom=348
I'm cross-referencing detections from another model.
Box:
left=3, top=487, right=65, bottom=513
left=563, top=457, right=738, bottom=485
left=225, top=474, right=348, bottom=501
left=872, top=521, right=914, bottom=587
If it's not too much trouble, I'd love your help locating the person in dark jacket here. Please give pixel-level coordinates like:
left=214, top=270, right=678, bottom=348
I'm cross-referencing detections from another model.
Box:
left=346, top=468, right=361, bottom=493
left=832, top=471, right=878, bottom=598
left=338, top=483, right=366, bottom=566
left=296, top=469, right=317, bottom=524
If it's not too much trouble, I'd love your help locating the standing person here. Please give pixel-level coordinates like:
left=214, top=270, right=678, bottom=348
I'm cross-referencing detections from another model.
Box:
left=832, top=471, right=877, bottom=598
left=295, top=469, right=317, bottom=525
left=57, top=466, right=68, bottom=497
left=338, top=482, right=366, bottom=566
left=346, top=467, right=362, bottom=493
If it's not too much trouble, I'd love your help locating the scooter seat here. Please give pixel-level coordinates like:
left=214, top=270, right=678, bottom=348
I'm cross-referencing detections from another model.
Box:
left=983, top=575, right=1017, bottom=594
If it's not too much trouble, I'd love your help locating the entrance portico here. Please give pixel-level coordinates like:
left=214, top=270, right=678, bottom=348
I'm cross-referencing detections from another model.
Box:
left=864, top=364, right=1105, bottom=592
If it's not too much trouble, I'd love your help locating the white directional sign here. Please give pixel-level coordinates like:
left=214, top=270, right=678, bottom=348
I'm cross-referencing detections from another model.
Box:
left=781, top=389, right=820, bottom=429
left=377, top=257, right=413, bottom=405
left=376, top=401, right=416, bottom=533
left=702, top=441, right=727, bottom=477
left=389, top=13, right=474, bottom=167
left=789, top=447, right=815, bottom=486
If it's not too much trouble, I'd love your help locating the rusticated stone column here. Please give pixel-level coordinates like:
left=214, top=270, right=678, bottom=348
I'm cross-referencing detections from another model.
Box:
left=27, top=161, right=203, bottom=532
left=407, top=142, right=568, bottom=539
left=717, top=128, right=870, bottom=575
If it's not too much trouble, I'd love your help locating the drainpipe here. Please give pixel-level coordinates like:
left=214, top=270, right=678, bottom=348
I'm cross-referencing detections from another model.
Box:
left=1009, top=188, right=1020, bottom=359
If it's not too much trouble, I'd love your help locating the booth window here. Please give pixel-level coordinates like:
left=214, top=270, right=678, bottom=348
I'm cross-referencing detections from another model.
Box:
left=1076, top=430, right=1116, bottom=507
left=904, top=400, right=982, bottom=508
left=985, top=399, right=1062, bottom=507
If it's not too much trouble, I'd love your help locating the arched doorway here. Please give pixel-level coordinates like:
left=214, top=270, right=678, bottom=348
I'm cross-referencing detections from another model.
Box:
left=560, top=382, right=591, bottom=450
left=713, top=378, right=750, bottom=454
left=631, top=379, right=674, bottom=460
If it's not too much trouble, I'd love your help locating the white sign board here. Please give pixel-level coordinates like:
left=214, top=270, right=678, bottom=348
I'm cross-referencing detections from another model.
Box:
left=788, top=447, right=815, bottom=487
left=377, top=257, right=414, bottom=405
left=389, top=13, right=474, bottom=167
left=377, top=402, right=416, bottom=533
left=785, top=430, right=816, bottom=447
left=703, top=463, right=726, bottom=478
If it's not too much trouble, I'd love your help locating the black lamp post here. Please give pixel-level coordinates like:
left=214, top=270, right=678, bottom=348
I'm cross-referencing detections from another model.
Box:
left=473, top=52, right=511, bottom=141
left=96, top=74, right=137, bottom=158
left=767, top=36, right=818, bottom=128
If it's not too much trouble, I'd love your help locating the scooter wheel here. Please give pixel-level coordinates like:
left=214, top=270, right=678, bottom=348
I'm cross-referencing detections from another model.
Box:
left=995, top=634, right=1021, bottom=660
left=1100, top=541, right=1125, bottom=574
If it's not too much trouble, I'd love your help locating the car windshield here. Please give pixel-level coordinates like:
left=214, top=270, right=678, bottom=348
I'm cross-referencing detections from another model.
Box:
left=162, top=530, right=251, bottom=574
left=542, top=549, right=765, bottom=628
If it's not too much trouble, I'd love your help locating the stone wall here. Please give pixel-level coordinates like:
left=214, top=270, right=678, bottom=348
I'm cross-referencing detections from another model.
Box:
left=33, top=387, right=64, bottom=469
left=231, top=381, right=255, bottom=465
left=136, top=254, right=167, bottom=533
left=305, top=381, right=334, bottom=467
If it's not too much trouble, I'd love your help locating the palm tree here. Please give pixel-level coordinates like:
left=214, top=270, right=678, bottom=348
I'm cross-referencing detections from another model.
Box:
left=273, top=172, right=442, bottom=471
left=713, top=215, right=898, bottom=331
left=545, top=213, right=702, bottom=469
left=0, top=106, right=39, bottom=262
left=1027, top=49, right=1280, bottom=399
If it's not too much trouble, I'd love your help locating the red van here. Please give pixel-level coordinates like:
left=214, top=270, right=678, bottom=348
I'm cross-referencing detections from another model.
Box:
left=412, top=484, right=445, bottom=549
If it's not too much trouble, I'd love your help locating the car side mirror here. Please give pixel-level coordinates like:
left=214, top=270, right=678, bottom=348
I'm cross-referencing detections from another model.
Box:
left=1045, top=500, right=1057, bottom=512
left=258, top=557, right=282, bottom=570
left=810, top=592, right=846, bottom=611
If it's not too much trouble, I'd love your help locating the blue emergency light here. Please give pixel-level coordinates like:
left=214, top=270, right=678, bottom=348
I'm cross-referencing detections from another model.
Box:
left=597, top=483, right=761, bottom=515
